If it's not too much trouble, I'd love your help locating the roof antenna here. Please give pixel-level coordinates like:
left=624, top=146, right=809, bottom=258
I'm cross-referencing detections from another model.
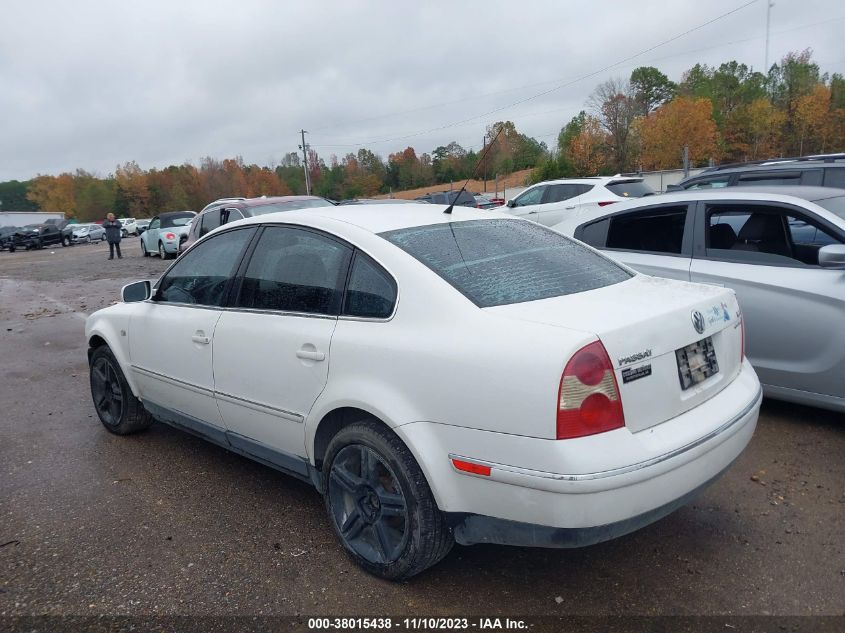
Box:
left=443, top=124, right=505, bottom=214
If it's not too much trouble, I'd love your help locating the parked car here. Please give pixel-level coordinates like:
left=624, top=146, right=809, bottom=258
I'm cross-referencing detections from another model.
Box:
left=72, top=223, right=106, bottom=243
left=180, top=195, right=334, bottom=254
left=502, top=176, right=655, bottom=226
left=135, top=219, right=151, bottom=234
left=672, top=153, right=845, bottom=191
left=139, top=211, right=196, bottom=259
left=414, top=190, right=477, bottom=207
left=119, top=218, right=138, bottom=237
left=10, top=223, right=67, bottom=250
left=86, top=204, right=760, bottom=580
left=0, top=226, right=20, bottom=251
left=473, top=194, right=499, bottom=210
left=43, top=218, right=77, bottom=246
left=554, top=186, right=845, bottom=413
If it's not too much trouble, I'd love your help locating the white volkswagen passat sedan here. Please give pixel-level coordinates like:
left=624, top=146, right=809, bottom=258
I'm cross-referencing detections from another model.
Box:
left=86, top=205, right=761, bottom=579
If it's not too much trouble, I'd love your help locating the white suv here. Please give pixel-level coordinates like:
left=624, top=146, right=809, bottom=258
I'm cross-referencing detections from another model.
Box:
left=503, top=176, right=655, bottom=228
left=118, top=218, right=138, bottom=236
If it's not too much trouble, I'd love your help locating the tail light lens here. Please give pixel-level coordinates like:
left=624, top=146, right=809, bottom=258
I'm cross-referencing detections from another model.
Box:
left=164, top=232, right=176, bottom=240
left=597, top=201, right=617, bottom=207
left=557, top=340, right=625, bottom=439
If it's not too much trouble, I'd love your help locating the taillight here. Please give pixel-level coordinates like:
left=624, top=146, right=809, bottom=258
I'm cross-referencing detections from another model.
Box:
left=597, top=201, right=617, bottom=207
left=739, top=314, right=745, bottom=361
left=557, top=340, right=625, bottom=439
left=164, top=232, right=176, bottom=240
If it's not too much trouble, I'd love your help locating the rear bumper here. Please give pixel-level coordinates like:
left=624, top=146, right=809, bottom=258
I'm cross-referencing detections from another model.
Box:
left=397, top=360, right=761, bottom=538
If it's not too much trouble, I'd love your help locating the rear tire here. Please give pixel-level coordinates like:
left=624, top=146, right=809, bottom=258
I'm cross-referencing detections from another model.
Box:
left=323, top=421, right=453, bottom=580
left=89, top=345, right=152, bottom=435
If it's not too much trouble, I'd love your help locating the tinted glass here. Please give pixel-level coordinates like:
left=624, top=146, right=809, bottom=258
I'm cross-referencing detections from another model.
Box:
left=226, top=208, right=245, bottom=221
left=381, top=219, right=630, bottom=308
left=249, top=199, right=334, bottom=215
left=237, top=226, right=352, bottom=314
left=813, top=195, right=845, bottom=220
left=160, top=213, right=194, bottom=228
left=605, top=180, right=654, bottom=198
left=343, top=254, right=397, bottom=319
left=157, top=228, right=254, bottom=305
left=200, top=209, right=221, bottom=236
left=606, top=207, right=687, bottom=254
left=513, top=186, right=545, bottom=207
left=685, top=176, right=730, bottom=189
left=736, top=171, right=801, bottom=185
left=544, top=184, right=579, bottom=203
left=578, top=218, right=610, bottom=248
left=823, top=168, right=845, bottom=189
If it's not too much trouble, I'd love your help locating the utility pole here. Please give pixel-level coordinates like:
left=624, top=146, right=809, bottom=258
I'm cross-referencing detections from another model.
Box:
left=482, top=133, right=488, bottom=193
left=299, top=129, right=311, bottom=195
left=764, top=1, right=774, bottom=73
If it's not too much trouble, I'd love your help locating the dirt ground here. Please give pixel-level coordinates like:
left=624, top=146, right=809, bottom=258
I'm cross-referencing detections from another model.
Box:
left=0, top=241, right=843, bottom=630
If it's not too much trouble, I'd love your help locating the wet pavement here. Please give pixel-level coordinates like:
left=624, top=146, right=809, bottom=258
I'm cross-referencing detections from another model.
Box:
left=1, top=241, right=843, bottom=623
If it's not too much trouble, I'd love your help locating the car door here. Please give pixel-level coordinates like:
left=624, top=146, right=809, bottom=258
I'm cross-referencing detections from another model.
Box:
left=689, top=200, right=845, bottom=403
left=506, top=185, right=546, bottom=222
left=575, top=203, right=694, bottom=281
left=537, top=184, right=582, bottom=227
left=143, top=216, right=160, bottom=251
left=212, top=225, right=353, bottom=472
left=128, top=227, right=257, bottom=438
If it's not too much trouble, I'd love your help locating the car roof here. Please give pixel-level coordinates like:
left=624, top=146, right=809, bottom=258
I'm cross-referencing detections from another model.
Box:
left=681, top=155, right=845, bottom=181
left=158, top=210, right=196, bottom=218
left=632, top=186, right=845, bottom=204
left=235, top=203, right=514, bottom=234
left=528, top=175, right=643, bottom=187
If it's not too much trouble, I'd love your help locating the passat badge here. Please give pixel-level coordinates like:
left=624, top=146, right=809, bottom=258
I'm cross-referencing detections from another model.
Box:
left=692, top=310, right=705, bottom=334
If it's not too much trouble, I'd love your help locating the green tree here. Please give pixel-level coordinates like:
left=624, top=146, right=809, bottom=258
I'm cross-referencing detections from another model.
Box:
left=630, top=66, right=676, bottom=116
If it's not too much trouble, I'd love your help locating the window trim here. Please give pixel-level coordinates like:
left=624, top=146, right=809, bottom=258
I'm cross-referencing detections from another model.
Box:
left=575, top=202, right=696, bottom=259
left=691, top=199, right=845, bottom=269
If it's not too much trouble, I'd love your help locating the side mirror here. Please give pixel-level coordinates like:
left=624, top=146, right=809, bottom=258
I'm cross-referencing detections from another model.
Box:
left=121, top=280, right=152, bottom=303
left=818, top=244, right=845, bottom=269
left=179, top=234, right=188, bottom=243
left=506, top=199, right=516, bottom=208
left=665, top=184, right=683, bottom=192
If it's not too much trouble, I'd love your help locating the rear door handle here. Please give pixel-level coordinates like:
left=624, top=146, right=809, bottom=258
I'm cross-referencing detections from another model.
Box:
left=296, top=349, right=325, bottom=361
left=565, top=205, right=576, bottom=210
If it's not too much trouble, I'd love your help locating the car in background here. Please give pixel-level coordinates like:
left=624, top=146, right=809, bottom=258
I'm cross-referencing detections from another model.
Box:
left=473, top=194, right=499, bottom=210
left=414, top=190, right=477, bottom=207
left=502, top=176, right=655, bottom=226
left=337, top=198, right=429, bottom=205
left=672, top=153, right=845, bottom=191
left=0, top=226, right=20, bottom=251
left=72, top=223, right=106, bottom=243
left=554, top=186, right=845, bottom=413
left=139, top=211, right=196, bottom=259
left=119, top=218, right=138, bottom=236
left=10, top=223, right=67, bottom=251
left=180, top=195, right=335, bottom=254
left=86, top=203, right=759, bottom=579
left=135, top=219, right=151, bottom=235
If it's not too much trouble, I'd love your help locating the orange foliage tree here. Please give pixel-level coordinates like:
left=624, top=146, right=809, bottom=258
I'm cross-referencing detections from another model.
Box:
left=638, top=97, right=718, bottom=170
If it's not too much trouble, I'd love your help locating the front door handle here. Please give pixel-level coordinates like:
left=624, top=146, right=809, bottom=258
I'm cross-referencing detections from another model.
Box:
left=527, top=211, right=539, bottom=215
left=296, top=349, right=325, bottom=361
left=191, top=331, right=210, bottom=345
left=565, top=205, right=576, bottom=209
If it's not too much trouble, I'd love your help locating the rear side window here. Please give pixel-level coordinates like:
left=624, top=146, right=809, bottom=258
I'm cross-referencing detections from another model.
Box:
left=605, top=180, right=654, bottom=198
left=161, top=214, right=194, bottom=228
left=736, top=171, right=801, bottom=186
left=342, top=254, right=397, bottom=319
left=200, top=209, right=222, bottom=237
left=605, top=206, right=688, bottom=254
left=381, top=219, right=630, bottom=308
left=823, top=168, right=845, bottom=189
left=237, top=226, right=352, bottom=315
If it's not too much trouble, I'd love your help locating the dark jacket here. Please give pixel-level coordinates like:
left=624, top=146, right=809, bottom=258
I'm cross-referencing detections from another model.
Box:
left=102, top=219, right=122, bottom=244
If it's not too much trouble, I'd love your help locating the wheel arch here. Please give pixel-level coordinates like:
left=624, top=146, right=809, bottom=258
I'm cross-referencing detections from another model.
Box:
left=86, top=319, right=140, bottom=398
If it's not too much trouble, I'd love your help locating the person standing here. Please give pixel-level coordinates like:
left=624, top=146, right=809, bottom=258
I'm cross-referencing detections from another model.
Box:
left=102, top=213, right=123, bottom=259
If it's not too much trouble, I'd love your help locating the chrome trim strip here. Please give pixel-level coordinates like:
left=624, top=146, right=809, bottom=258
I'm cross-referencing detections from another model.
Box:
left=214, top=391, right=304, bottom=423
left=449, top=386, right=762, bottom=483
left=131, top=365, right=214, bottom=397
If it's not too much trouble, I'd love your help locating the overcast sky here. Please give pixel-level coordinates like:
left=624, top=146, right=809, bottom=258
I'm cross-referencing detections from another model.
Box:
left=1, top=0, right=842, bottom=182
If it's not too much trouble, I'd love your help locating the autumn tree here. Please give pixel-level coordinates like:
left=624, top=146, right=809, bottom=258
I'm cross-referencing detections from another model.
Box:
left=589, top=78, right=638, bottom=171
left=638, top=97, right=718, bottom=170
left=26, top=173, right=77, bottom=217
left=568, top=116, right=608, bottom=175
left=723, top=98, right=786, bottom=161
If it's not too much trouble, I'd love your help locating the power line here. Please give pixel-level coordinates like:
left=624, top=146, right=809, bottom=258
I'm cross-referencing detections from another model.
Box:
left=309, top=0, right=760, bottom=150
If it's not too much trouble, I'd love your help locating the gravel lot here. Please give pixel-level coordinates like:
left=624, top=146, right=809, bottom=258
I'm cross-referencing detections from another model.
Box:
left=1, top=241, right=843, bottom=626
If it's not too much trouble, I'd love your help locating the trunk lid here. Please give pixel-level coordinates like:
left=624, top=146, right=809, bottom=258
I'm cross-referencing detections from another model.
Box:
left=486, top=275, right=744, bottom=432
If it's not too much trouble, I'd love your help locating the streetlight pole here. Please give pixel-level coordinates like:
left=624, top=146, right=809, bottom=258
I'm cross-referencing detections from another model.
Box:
left=764, top=1, right=774, bottom=73
left=299, top=129, right=311, bottom=195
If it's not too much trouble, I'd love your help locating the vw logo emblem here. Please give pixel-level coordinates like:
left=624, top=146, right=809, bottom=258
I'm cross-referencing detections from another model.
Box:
left=691, top=310, right=705, bottom=334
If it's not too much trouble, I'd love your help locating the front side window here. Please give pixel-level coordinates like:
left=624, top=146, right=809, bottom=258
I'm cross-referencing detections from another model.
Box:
left=342, top=254, right=397, bottom=319
left=236, top=226, right=352, bottom=315
left=149, top=218, right=160, bottom=230
left=381, top=219, right=631, bottom=308
left=156, top=228, right=255, bottom=305
left=605, top=206, right=688, bottom=254
left=512, top=186, right=545, bottom=207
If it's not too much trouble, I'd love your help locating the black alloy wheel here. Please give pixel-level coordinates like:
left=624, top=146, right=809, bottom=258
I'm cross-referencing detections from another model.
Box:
left=89, top=346, right=152, bottom=435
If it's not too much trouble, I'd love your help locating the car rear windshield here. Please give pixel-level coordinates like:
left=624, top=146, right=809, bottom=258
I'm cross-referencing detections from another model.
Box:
left=381, top=219, right=631, bottom=307
left=606, top=180, right=655, bottom=198
left=250, top=199, right=334, bottom=215
left=814, top=195, right=845, bottom=220
left=161, top=214, right=194, bottom=228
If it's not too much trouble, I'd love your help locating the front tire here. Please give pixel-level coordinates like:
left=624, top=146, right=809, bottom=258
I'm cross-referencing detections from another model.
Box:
left=323, top=422, right=453, bottom=580
left=141, top=240, right=150, bottom=257
left=89, top=346, right=152, bottom=435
